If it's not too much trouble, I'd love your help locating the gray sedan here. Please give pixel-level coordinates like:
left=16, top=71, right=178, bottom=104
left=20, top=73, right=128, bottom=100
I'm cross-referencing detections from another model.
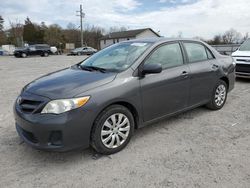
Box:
left=68, top=46, right=97, bottom=56
left=14, top=38, right=235, bottom=154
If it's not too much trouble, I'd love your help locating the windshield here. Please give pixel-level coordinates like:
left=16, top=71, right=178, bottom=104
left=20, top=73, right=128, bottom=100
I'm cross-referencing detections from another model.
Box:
left=73, top=48, right=82, bottom=51
left=80, top=42, right=152, bottom=72
left=239, top=39, right=250, bottom=51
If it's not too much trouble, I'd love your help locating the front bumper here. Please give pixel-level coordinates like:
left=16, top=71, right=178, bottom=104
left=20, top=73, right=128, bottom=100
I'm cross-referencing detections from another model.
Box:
left=235, top=72, right=250, bottom=78
left=14, top=93, right=95, bottom=152
left=234, top=57, right=250, bottom=78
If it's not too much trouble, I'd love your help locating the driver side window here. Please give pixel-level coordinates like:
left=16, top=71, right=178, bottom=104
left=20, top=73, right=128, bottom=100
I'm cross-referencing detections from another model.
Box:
left=145, top=43, right=184, bottom=69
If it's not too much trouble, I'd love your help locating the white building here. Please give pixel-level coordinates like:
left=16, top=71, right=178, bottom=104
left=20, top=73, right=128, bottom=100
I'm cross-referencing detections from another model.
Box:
left=99, top=28, right=160, bottom=49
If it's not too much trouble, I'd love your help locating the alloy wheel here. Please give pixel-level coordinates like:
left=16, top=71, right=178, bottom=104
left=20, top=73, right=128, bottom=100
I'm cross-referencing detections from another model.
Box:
left=215, top=84, right=226, bottom=107
left=101, top=113, right=130, bottom=149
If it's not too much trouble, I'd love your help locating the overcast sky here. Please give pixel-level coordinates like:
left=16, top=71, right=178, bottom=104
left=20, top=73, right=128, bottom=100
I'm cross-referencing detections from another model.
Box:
left=1, top=0, right=250, bottom=39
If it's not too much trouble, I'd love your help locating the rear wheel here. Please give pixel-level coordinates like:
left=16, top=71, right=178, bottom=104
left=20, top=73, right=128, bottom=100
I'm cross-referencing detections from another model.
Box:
left=91, top=105, right=134, bottom=154
left=206, top=80, right=228, bottom=110
left=43, top=52, right=49, bottom=57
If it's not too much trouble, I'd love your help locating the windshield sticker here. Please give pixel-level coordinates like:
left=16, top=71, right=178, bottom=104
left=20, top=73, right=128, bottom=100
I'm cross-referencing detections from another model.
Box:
left=131, top=43, right=148, bottom=47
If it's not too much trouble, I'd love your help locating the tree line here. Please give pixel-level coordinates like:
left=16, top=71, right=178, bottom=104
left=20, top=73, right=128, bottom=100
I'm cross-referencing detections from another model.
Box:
left=0, top=16, right=106, bottom=49
left=0, top=16, right=129, bottom=49
left=0, top=15, right=249, bottom=49
left=205, top=29, right=249, bottom=45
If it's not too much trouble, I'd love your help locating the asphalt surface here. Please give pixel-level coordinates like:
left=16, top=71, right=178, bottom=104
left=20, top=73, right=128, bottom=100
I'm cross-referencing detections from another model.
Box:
left=0, top=55, right=250, bottom=188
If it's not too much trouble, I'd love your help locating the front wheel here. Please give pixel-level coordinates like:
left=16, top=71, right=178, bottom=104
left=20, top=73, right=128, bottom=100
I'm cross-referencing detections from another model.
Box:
left=91, top=105, right=134, bottom=155
left=206, top=80, right=228, bottom=110
left=21, top=53, right=27, bottom=58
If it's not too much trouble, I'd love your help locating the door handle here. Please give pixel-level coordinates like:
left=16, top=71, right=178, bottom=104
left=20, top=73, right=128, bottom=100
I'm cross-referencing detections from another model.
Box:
left=181, top=71, right=189, bottom=78
left=212, top=64, right=219, bottom=70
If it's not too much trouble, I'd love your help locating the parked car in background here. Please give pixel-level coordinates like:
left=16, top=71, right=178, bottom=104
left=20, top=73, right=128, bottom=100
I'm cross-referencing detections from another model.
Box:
left=50, top=46, right=58, bottom=54
left=14, top=44, right=51, bottom=58
left=2, top=45, right=15, bottom=55
left=0, top=48, right=8, bottom=56
left=14, top=38, right=235, bottom=154
left=0, top=48, right=4, bottom=56
left=232, top=39, right=250, bottom=78
left=68, top=46, right=97, bottom=56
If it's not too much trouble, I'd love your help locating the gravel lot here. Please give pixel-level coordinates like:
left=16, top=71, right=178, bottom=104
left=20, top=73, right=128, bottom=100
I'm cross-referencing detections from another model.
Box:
left=0, top=55, right=250, bottom=188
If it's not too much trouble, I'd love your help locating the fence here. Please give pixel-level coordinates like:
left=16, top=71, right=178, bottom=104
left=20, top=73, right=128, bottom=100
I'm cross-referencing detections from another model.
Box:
left=211, top=44, right=241, bottom=55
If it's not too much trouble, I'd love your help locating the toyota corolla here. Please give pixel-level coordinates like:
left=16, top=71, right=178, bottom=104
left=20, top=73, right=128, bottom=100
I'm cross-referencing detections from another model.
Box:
left=14, top=38, right=235, bottom=154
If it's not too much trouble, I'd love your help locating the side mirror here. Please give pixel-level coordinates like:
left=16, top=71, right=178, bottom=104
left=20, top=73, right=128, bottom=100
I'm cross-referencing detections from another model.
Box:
left=141, top=63, right=162, bottom=75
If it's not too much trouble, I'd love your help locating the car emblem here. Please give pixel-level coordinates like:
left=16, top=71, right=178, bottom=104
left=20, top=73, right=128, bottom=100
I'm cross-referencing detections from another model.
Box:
left=17, top=96, right=22, bottom=105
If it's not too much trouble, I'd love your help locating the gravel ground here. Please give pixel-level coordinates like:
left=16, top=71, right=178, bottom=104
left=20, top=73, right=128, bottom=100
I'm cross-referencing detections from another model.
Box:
left=0, top=55, right=250, bottom=188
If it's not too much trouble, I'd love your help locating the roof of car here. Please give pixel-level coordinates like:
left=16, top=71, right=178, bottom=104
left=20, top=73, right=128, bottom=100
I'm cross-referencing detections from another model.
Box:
left=124, top=37, right=202, bottom=44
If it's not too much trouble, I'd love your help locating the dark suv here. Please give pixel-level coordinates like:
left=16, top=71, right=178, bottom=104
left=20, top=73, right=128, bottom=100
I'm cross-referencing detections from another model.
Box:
left=14, top=38, right=235, bottom=154
left=14, top=44, right=51, bottom=58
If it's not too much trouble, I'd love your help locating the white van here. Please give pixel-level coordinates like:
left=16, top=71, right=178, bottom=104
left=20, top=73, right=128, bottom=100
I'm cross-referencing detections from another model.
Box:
left=232, top=39, right=250, bottom=78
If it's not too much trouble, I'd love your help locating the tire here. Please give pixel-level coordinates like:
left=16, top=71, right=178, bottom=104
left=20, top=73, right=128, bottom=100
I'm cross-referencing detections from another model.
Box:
left=206, top=80, right=228, bottom=110
left=21, top=53, right=27, bottom=58
left=91, top=105, right=135, bottom=155
left=44, top=52, right=49, bottom=57
left=77, top=52, right=81, bottom=56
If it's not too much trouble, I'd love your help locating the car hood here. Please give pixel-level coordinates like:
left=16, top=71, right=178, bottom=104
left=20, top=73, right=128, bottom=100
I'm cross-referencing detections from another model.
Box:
left=232, top=50, right=250, bottom=57
left=24, top=66, right=117, bottom=99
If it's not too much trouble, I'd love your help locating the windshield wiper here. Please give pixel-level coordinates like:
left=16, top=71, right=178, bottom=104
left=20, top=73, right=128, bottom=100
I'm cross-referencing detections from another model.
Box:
left=79, top=65, right=107, bottom=73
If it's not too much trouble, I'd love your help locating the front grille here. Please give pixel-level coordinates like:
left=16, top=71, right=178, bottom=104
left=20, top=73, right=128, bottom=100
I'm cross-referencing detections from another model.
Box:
left=236, top=59, right=250, bottom=62
left=236, top=64, right=250, bottom=73
left=19, top=99, right=43, bottom=113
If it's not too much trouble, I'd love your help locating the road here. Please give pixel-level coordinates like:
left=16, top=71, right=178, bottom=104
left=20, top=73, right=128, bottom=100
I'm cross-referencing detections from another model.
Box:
left=0, top=55, right=250, bottom=188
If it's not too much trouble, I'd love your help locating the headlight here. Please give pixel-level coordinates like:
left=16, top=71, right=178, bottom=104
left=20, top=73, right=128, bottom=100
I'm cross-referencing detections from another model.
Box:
left=41, top=96, right=90, bottom=114
left=232, top=57, right=236, bottom=67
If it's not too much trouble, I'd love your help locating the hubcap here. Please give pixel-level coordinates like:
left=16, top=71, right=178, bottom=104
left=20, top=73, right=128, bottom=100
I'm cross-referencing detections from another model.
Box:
left=101, top=113, right=130, bottom=149
left=215, top=84, right=226, bottom=107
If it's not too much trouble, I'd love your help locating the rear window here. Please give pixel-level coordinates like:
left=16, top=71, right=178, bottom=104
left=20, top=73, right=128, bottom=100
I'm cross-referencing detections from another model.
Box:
left=145, top=43, right=184, bottom=69
left=35, top=45, right=49, bottom=50
left=184, top=42, right=209, bottom=63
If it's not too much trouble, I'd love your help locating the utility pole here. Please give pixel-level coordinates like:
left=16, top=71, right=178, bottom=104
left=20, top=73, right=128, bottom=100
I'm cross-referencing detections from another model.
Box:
left=76, top=4, right=85, bottom=47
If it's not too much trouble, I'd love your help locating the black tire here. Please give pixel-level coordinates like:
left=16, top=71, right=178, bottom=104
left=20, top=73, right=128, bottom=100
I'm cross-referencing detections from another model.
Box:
left=206, top=80, right=228, bottom=110
left=91, top=105, right=134, bottom=155
left=21, top=53, right=27, bottom=58
left=44, top=52, right=49, bottom=57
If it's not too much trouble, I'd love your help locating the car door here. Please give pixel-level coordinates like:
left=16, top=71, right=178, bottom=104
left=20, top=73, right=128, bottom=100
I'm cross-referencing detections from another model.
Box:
left=182, top=42, right=218, bottom=106
left=27, top=46, right=35, bottom=55
left=82, top=47, right=88, bottom=54
left=35, top=46, right=42, bottom=55
left=139, top=42, right=190, bottom=122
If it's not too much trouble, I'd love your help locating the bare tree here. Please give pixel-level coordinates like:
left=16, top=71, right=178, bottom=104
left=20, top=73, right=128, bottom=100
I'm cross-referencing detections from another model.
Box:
left=206, top=34, right=223, bottom=45
left=8, top=19, right=23, bottom=46
left=44, top=24, right=64, bottom=47
left=0, top=15, right=4, bottom=32
left=222, top=29, right=242, bottom=44
left=242, top=32, right=249, bottom=42
left=107, top=26, right=128, bottom=34
left=177, top=31, right=183, bottom=38
left=0, top=15, right=6, bottom=45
